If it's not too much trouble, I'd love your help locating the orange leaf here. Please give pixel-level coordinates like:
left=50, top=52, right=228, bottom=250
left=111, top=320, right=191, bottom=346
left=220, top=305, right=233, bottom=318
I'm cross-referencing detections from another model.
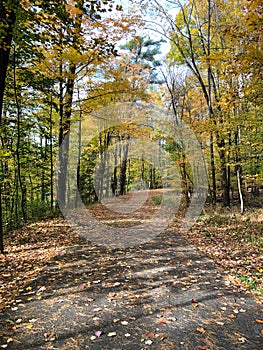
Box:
left=256, top=319, right=263, bottom=324
left=197, top=327, right=206, bottom=333
left=145, top=332, right=155, bottom=338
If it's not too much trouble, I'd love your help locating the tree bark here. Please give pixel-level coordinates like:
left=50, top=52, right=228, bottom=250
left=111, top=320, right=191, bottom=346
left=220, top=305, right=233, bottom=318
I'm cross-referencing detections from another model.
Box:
left=58, top=63, right=76, bottom=208
left=14, top=46, right=27, bottom=222
left=0, top=0, right=17, bottom=253
left=237, top=167, right=244, bottom=215
left=49, top=94, right=54, bottom=210
left=119, top=138, right=129, bottom=196
left=75, top=114, right=82, bottom=208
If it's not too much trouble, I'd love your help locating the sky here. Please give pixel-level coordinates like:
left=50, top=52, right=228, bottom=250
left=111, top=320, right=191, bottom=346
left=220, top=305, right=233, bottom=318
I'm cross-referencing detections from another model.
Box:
left=117, top=0, right=176, bottom=58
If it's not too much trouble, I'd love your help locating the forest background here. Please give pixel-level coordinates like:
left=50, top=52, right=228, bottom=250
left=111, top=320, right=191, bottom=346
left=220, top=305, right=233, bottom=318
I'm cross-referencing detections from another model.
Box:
left=0, top=0, right=262, bottom=258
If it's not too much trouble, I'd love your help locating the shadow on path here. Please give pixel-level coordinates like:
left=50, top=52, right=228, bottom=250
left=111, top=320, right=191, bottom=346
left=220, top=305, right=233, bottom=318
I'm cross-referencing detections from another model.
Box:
left=0, top=230, right=262, bottom=349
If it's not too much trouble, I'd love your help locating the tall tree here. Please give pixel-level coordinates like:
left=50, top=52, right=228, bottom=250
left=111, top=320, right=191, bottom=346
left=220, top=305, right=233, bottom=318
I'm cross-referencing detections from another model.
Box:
left=51, top=0, right=125, bottom=208
left=0, top=0, right=18, bottom=253
left=120, top=35, right=165, bottom=84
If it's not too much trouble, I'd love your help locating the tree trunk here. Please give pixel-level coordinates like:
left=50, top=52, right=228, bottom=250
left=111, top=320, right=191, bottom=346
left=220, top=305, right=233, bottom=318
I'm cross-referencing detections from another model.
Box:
left=58, top=63, right=76, bottom=208
left=119, top=138, right=129, bottom=196
left=209, top=133, right=217, bottom=205
left=207, top=0, right=216, bottom=206
left=180, top=153, right=190, bottom=207
left=49, top=94, right=54, bottom=210
left=111, top=147, right=118, bottom=196
left=14, top=46, right=27, bottom=222
left=237, top=167, right=244, bottom=215
left=0, top=189, right=3, bottom=253
left=75, top=115, right=82, bottom=207
left=218, top=148, right=230, bottom=206
left=141, top=156, right=145, bottom=188
left=149, top=163, right=153, bottom=190
left=0, top=0, right=17, bottom=252
left=40, top=137, right=45, bottom=202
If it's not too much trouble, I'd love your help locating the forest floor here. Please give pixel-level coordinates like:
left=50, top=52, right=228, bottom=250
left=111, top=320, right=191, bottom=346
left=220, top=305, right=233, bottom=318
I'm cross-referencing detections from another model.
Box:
left=0, top=189, right=263, bottom=349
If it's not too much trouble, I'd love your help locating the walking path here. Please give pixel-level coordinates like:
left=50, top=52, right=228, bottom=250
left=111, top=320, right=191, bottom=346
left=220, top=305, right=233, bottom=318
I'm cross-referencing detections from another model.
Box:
left=0, top=192, right=262, bottom=349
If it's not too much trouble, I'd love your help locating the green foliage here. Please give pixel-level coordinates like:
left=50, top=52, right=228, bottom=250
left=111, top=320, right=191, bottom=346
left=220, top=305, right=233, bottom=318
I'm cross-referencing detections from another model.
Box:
left=151, top=194, right=162, bottom=205
left=120, top=35, right=165, bottom=84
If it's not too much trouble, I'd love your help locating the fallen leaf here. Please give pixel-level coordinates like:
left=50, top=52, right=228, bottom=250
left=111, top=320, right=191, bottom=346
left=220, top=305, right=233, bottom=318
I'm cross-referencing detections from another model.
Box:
left=145, top=339, right=153, bottom=345
left=197, top=327, right=206, bottom=333
left=107, top=332, right=117, bottom=337
left=95, top=331, right=102, bottom=337
left=158, top=335, right=166, bottom=341
left=93, top=307, right=102, bottom=312
left=37, top=286, right=46, bottom=293
left=108, top=292, right=116, bottom=298
left=26, top=324, right=34, bottom=329
left=256, top=319, right=263, bottom=324
left=145, top=332, right=155, bottom=338
left=167, top=317, right=177, bottom=322
left=238, top=337, right=247, bottom=343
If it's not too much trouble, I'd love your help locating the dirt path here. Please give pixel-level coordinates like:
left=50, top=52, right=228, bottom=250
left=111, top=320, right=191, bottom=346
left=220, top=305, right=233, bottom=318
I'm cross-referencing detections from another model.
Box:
left=0, top=191, right=262, bottom=349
